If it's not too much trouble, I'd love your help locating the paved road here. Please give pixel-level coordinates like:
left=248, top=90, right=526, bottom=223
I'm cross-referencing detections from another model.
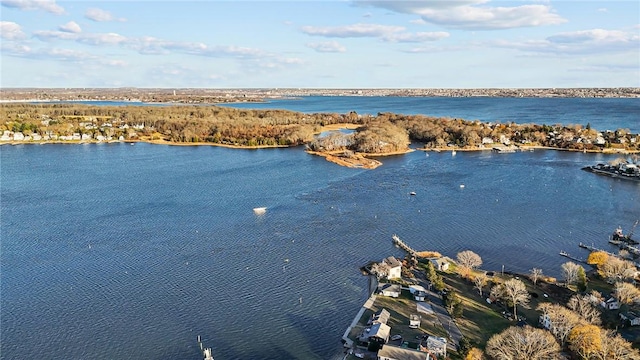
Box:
left=412, top=270, right=463, bottom=349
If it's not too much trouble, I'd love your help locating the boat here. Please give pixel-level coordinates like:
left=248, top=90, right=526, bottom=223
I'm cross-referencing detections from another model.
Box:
left=451, top=150, right=457, bottom=156
left=409, top=192, right=416, bottom=196
left=253, top=207, right=267, bottom=214
left=611, top=221, right=639, bottom=245
left=582, top=161, right=640, bottom=182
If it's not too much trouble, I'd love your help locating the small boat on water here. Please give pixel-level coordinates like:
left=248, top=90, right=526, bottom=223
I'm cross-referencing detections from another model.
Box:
left=409, top=192, right=416, bottom=196
left=253, top=207, right=267, bottom=214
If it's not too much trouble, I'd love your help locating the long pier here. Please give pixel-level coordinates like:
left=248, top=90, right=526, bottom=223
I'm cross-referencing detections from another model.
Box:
left=559, top=251, right=586, bottom=264
left=392, top=234, right=417, bottom=257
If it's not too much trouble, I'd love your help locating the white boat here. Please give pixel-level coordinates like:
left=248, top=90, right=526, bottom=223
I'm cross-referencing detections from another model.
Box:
left=409, top=192, right=416, bottom=196
left=452, top=150, right=457, bottom=156
left=253, top=207, right=267, bottom=214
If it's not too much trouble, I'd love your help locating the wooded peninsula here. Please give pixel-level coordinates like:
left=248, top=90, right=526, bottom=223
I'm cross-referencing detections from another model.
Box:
left=1, top=102, right=638, bottom=168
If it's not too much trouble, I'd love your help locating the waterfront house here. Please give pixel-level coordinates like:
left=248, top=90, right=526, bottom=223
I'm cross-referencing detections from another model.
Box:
left=428, top=258, right=449, bottom=272
left=358, top=322, right=391, bottom=348
left=13, top=132, right=24, bottom=141
left=425, top=336, right=446, bottom=357
left=377, top=344, right=431, bottom=360
left=601, top=297, right=620, bottom=310
left=409, top=285, right=428, bottom=300
left=369, top=309, right=391, bottom=325
left=620, top=312, right=640, bottom=326
left=378, top=283, right=401, bottom=298
left=382, top=256, right=403, bottom=280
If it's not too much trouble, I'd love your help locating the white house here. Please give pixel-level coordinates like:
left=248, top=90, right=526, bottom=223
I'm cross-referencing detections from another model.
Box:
left=426, top=336, right=447, bottom=357
left=601, top=297, right=620, bottom=310
left=378, top=283, right=401, bottom=298
left=539, top=314, right=552, bottom=330
left=377, top=344, right=431, bottom=360
left=13, top=132, right=24, bottom=141
left=1, top=131, right=12, bottom=141
left=369, top=309, right=390, bottom=325
left=429, top=258, right=449, bottom=272
left=383, top=256, right=403, bottom=280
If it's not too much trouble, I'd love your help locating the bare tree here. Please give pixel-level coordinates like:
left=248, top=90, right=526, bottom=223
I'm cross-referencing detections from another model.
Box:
left=537, top=303, right=584, bottom=345
left=530, top=268, right=543, bottom=286
left=614, top=282, right=640, bottom=305
left=561, top=261, right=582, bottom=285
left=600, top=257, right=637, bottom=283
left=597, top=330, right=640, bottom=360
left=486, top=326, right=561, bottom=360
left=457, top=250, right=482, bottom=278
left=497, top=278, right=530, bottom=318
left=474, top=273, right=488, bottom=297
left=568, top=294, right=602, bottom=325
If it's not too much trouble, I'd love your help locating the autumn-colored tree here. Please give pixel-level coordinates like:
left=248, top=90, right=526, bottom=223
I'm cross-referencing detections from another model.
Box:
left=465, top=348, right=484, bottom=360
left=486, top=326, right=561, bottom=360
left=599, top=257, right=636, bottom=282
left=587, top=251, right=609, bottom=268
left=568, top=324, right=602, bottom=359
left=614, top=281, right=640, bottom=305
left=538, top=303, right=585, bottom=344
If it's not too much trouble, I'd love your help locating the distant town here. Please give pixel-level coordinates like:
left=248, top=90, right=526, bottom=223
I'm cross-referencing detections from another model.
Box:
left=1, top=87, right=639, bottom=104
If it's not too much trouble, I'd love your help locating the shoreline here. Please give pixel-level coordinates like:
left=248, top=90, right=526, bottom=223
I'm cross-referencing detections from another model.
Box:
left=4, top=140, right=638, bottom=156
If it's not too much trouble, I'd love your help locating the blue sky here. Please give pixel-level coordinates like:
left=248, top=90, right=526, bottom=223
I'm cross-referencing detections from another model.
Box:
left=1, top=0, right=638, bottom=88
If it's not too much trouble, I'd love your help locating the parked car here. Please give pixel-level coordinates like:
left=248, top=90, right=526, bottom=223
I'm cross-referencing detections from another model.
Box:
left=391, top=334, right=402, bottom=341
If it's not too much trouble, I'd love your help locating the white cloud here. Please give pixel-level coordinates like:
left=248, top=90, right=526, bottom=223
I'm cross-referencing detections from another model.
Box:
left=3, top=43, right=95, bottom=61
left=33, top=30, right=78, bottom=41
left=58, top=21, right=81, bottom=34
left=78, top=33, right=127, bottom=46
left=301, top=23, right=404, bottom=38
left=354, top=0, right=566, bottom=30
left=409, top=19, right=427, bottom=25
left=597, top=8, right=608, bottom=13
left=306, top=41, right=347, bottom=53
left=0, top=21, right=26, bottom=40
left=491, top=29, right=640, bottom=54
left=102, top=59, right=127, bottom=67
left=301, top=23, right=448, bottom=43
left=0, top=0, right=64, bottom=14
left=85, top=7, right=125, bottom=22
left=383, top=31, right=449, bottom=43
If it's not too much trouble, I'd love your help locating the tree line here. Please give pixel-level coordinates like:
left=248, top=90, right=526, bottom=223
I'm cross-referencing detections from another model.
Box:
left=1, top=103, right=637, bottom=153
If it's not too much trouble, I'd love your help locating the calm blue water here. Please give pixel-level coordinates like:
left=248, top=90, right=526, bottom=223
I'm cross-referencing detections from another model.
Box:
left=2, top=97, right=640, bottom=360
left=222, top=96, right=640, bottom=134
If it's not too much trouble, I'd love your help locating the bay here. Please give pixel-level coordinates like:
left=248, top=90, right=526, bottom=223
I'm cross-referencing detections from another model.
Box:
left=1, top=97, right=639, bottom=360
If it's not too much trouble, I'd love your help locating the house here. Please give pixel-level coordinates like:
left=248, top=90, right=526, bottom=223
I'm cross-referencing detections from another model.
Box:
left=409, top=314, right=421, bottom=329
left=425, top=336, right=447, bottom=357
left=601, top=297, right=620, bottom=310
left=378, top=283, right=401, bottom=298
left=13, top=132, right=24, bottom=141
left=539, top=313, right=552, bottom=330
left=358, top=322, right=391, bottom=347
left=369, top=309, right=390, bottom=325
left=620, top=312, right=640, bottom=326
left=383, top=256, right=403, bottom=280
left=377, top=344, right=431, bottom=360
left=429, top=258, right=449, bottom=272
left=1, top=131, right=12, bottom=141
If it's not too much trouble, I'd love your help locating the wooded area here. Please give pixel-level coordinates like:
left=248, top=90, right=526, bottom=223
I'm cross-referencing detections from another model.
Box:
left=1, top=103, right=637, bottom=153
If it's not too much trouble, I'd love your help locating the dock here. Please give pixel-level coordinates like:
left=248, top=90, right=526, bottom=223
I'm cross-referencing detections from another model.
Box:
left=578, top=242, right=617, bottom=257
left=197, top=336, right=214, bottom=360
left=392, top=234, right=417, bottom=257
left=559, top=250, right=586, bottom=264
